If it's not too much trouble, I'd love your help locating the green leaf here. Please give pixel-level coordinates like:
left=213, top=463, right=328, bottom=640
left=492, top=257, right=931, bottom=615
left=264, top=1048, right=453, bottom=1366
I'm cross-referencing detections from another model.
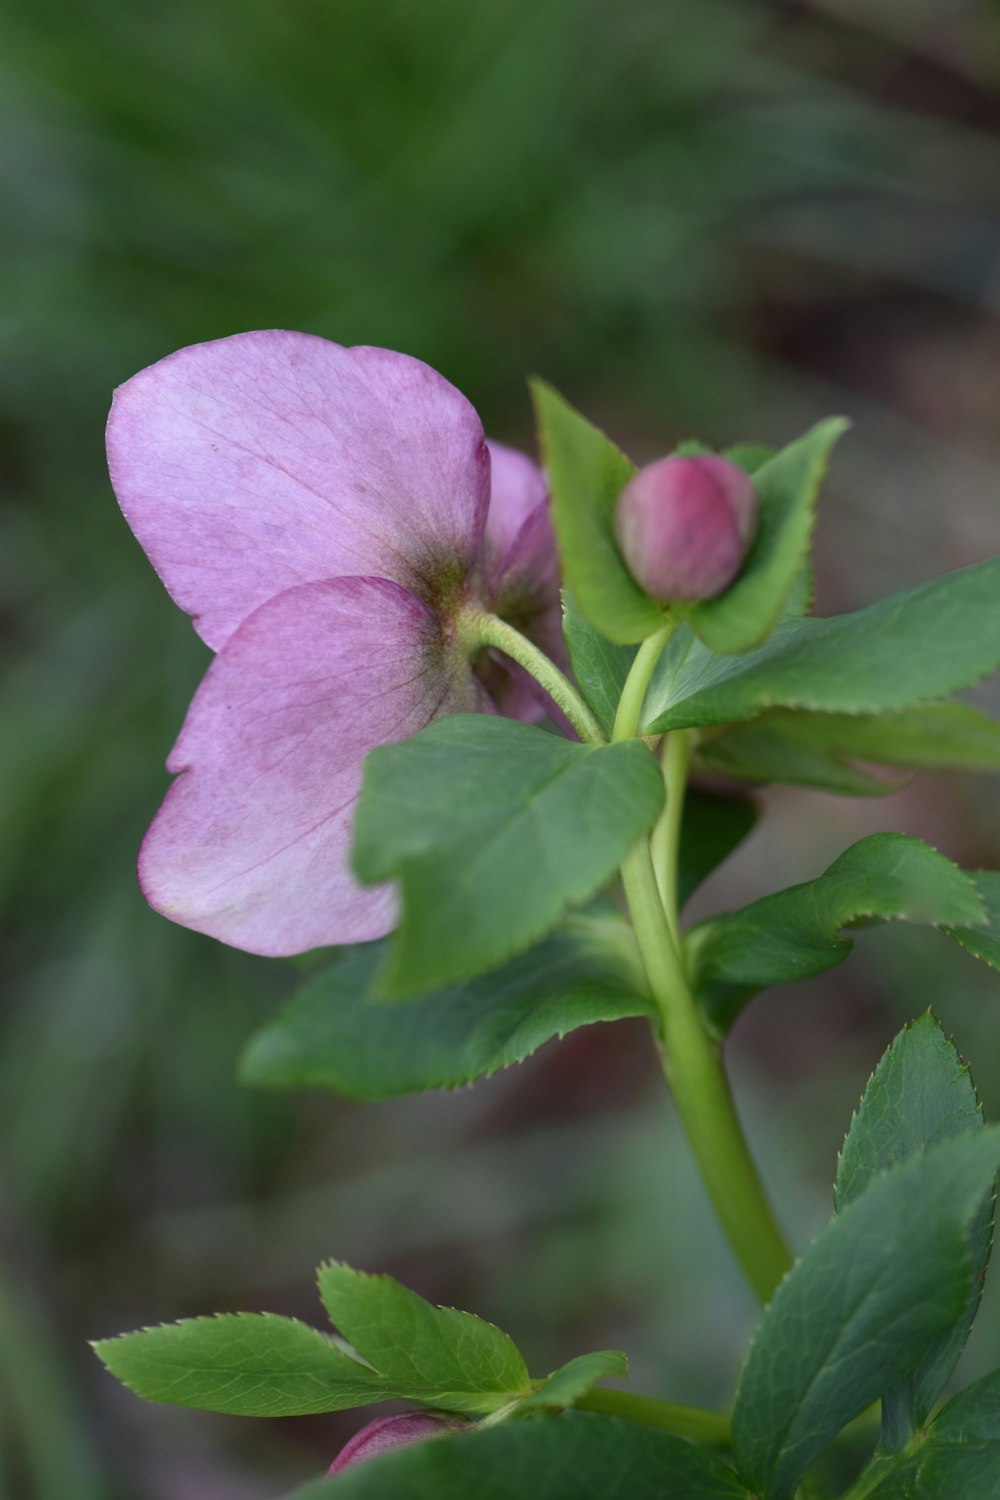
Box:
left=677, top=788, right=758, bottom=909
left=697, top=718, right=905, bottom=797
left=531, top=380, right=665, bottom=644
left=516, top=1351, right=630, bottom=1413
left=92, top=1314, right=386, bottom=1416
left=686, top=834, right=987, bottom=1034
left=731, top=1130, right=1000, bottom=1500
left=642, top=557, right=1000, bottom=735
left=562, top=592, right=637, bottom=735
left=857, top=1368, right=1000, bottom=1499
left=945, top=870, right=1000, bottom=973
left=835, top=1015, right=991, bottom=1444
left=294, top=1412, right=752, bottom=1500
left=353, top=715, right=664, bottom=997
left=240, top=916, right=652, bottom=1100
left=729, top=703, right=1000, bottom=772
left=316, top=1263, right=530, bottom=1416
left=682, top=418, right=847, bottom=654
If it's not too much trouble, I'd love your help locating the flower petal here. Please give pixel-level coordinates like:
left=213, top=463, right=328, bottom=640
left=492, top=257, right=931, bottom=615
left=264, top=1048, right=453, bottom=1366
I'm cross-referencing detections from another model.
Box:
left=139, top=576, right=483, bottom=956
left=483, top=440, right=549, bottom=568
left=108, top=332, right=490, bottom=649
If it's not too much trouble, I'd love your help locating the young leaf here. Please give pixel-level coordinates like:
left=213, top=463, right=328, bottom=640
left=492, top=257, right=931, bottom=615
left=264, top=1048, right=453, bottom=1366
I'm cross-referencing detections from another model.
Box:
left=352, top=715, right=664, bottom=997
left=731, top=1130, right=1000, bottom=1500
left=92, top=1314, right=386, bottom=1416
left=562, top=592, right=637, bottom=735
left=240, top=917, right=653, bottom=1100
left=531, top=380, right=664, bottom=644
left=676, top=788, right=758, bottom=909
left=855, top=1368, right=1000, bottom=1499
left=682, top=418, right=846, bottom=655
left=945, top=870, right=1000, bottom=972
left=316, top=1263, right=530, bottom=1416
left=696, top=718, right=905, bottom=797
left=835, top=1015, right=991, bottom=1444
left=295, top=1411, right=752, bottom=1500
left=642, top=556, right=1000, bottom=735
left=515, top=1351, right=630, bottom=1413
left=686, top=834, right=987, bottom=1033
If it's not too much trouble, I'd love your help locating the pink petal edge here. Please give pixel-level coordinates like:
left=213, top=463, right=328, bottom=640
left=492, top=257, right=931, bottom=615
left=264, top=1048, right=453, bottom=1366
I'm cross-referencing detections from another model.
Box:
left=108, top=331, right=490, bottom=649
left=138, top=575, right=485, bottom=956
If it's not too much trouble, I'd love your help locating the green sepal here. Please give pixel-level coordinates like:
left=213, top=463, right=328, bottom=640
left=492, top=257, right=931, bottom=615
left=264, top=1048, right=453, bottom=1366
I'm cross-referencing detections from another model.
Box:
left=732, top=1130, right=1000, bottom=1500
left=531, top=380, right=664, bottom=644
left=352, top=715, right=664, bottom=997
left=680, top=418, right=846, bottom=654
left=240, top=914, right=652, bottom=1100
left=686, top=833, right=987, bottom=1033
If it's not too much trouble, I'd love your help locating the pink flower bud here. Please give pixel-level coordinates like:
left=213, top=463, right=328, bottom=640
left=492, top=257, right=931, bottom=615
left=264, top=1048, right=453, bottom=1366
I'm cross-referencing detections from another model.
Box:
left=614, top=454, right=758, bottom=603
left=328, top=1412, right=466, bottom=1476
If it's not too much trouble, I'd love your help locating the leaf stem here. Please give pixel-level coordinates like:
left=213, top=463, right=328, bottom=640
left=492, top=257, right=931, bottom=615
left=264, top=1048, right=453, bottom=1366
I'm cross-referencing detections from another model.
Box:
left=574, top=1387, right=732, bottom=1446
left=650, top=730, right=693, bottom=942
left=612, top=619, right=674, bottom=741
left=459, top=608, right=606, bottom=745
left=613, top=637, right=792, bottom=1304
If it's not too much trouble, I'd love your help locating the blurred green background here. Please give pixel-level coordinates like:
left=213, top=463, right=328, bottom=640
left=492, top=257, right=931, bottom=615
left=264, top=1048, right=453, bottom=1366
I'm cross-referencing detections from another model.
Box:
left=3, top=1, right=1000, bottom=1494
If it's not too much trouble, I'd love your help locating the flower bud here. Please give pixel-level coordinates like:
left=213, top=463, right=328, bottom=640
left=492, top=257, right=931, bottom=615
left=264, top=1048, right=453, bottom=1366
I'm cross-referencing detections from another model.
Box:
left=328, top=1412, right=466, bottom=1476
left=614, top=454, right=758, bottom=603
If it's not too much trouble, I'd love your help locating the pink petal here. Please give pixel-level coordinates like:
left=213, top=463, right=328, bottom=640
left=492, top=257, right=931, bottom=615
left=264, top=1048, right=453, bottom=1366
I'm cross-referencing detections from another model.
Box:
left=138, top=576, right=484, bottom=956
left=328, top=1414, right=465, bottom=1476
left=483, top=440, right=548, bottom=568
left=108, top=332, right=490, bottom=649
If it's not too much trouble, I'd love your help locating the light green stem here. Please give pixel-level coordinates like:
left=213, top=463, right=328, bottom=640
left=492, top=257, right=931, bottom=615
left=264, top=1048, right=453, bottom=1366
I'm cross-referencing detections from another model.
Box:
left=613, top=634, right=792, bottom=1304
left=612, top=619, right=674, bottom=741
left=650, top=730, right=693, bottom=942
left=459, top=608, right=605, bottom=745
left=574, top=1387, right=731, bottom=1446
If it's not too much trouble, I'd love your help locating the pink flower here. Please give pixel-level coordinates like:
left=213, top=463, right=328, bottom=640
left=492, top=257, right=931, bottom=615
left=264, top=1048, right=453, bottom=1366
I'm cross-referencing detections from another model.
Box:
left=108, top=331, right=562, bottom=956
left=327, top=1413, right=466, bottom=1476
left=614, top=454, right=758, bottom=602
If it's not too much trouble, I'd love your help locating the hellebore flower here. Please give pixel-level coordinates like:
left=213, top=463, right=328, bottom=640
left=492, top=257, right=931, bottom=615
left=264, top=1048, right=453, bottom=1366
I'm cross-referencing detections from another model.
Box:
left=614, top=454, right=758, bottom=602
left=327, top=1413, right=467, bottom=1476
left=108, top=331, right=563, bottom=956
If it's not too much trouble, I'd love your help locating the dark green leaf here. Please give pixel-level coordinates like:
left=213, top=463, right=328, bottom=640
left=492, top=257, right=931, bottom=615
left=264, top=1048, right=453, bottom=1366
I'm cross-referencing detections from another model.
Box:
left=945, top=870, right=1000, bottom=973
left=296, top=1412, right=751, bottom=1499
left=855, top=1369, right=1000, bottom=1499
left=92, top=1315, right=386, bottom=1417
left=240, top=917, right=652, bottom=1100
left=697, top=718, right=905, bottom=797
left=732, top=1130, right=1000, bottom=1500
left=677, top=788, right=758, bottom=908
left=835, top=1015, right=990, bottom=1444
left=686, top=834, right=986, bottom=1033
left=531, top=380, right=664, bottom=644
left=516, top=1351, right=630, bottom=1413
left=682, top=418, right=846, bottom=654
left=353, top=715, right=664, bottom=997
left=725, top=703, right=1000, bottom=773
left=643, top=558, right=1000, bottom=735
left=562, top=592, right=637, bottom=735
left=316, top=1263, right=530, bottom=1416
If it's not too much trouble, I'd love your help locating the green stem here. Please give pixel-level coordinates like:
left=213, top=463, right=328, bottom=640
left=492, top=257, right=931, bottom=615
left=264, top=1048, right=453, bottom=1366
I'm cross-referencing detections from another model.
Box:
left=612, top=619, right=674, bottom=741
left=650, top=730, right=693, bottom=942
left=459, top=608, right=605, bottom=745
left=612, top=635, right=792, bottom=1304
left=621, top=841, right=792, bottom=1302
left=574, top=1387, right=731, bottom=1446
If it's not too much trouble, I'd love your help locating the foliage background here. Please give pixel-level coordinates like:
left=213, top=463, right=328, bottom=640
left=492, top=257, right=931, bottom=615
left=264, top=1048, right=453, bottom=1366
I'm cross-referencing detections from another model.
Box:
left=3, top=1, right=1000, bottom=1494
